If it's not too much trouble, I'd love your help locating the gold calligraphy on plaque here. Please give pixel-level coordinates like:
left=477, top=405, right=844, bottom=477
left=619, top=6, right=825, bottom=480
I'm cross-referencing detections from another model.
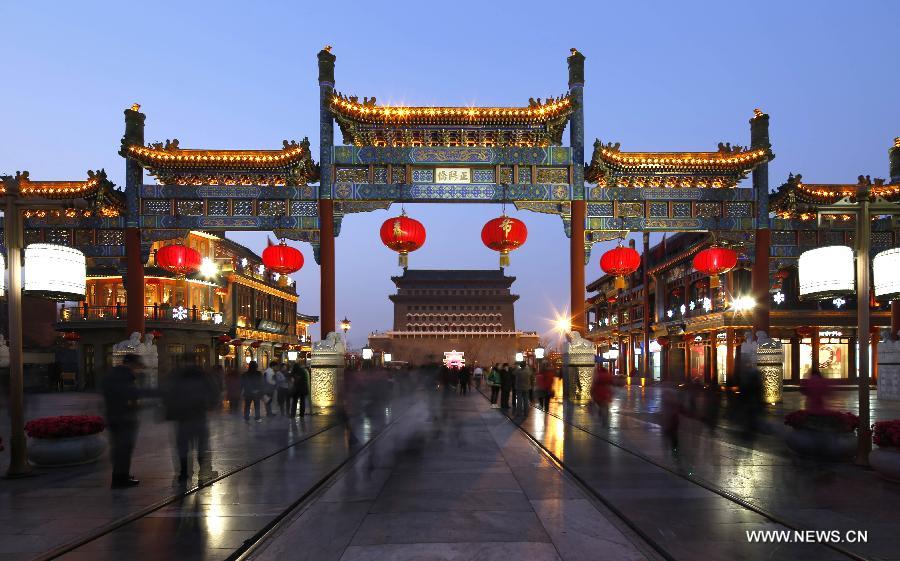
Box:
left=434, top=168, right=472, bottom=184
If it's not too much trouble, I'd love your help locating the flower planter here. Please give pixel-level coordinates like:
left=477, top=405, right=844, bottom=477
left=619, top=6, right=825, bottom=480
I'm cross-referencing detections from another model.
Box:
left=27, top=434, right=107, bottom=467
left=869, top=448, right=900, bottom=482
left=785, top=428, right=856, bottom=461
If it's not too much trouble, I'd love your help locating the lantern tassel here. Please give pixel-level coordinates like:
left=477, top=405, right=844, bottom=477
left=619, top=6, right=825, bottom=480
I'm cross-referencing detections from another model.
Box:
left=614, top=275, right=625, bottom=290
left=500, top=252, right=510, bottom=267
left=710, top=274, right=720, bottom=289
left=399, top=252, right=408, bottom=268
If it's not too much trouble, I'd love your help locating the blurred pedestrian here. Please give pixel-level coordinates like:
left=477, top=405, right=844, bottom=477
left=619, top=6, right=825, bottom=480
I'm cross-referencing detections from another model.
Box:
left=290, top=362, right=310, bottom=417
left=487, top=364, right=501, bottom=408
left=458, top=366, right=470, bottom=396
left=225, top=367, right=242, bottom=414
left=800, top=369, right=831, bottom=414
left=737, top=366, right=764, bottom=438
left=702, top=382, right=722, bottom=434
left=102, top=353, right=143, bottom=488
left=167, top=354, right=219, bottom=482
left=499, top=363, right=513, bottom=410
left=208, top=364, right=225, bottom=410
left=263, top=361, right=278, bottom=417
left=514, top=362, right=532, bottom=415
left=591, top=363, right=613, bottom=427
left=534, top=361, right=554, bottom=411
left=242, top=361, right=263, bottom=422
left=473, top=363, right=483, bottom=388
left=661, top=386, right=681, bottom=454
left=275, top=364, right=290, bottom=416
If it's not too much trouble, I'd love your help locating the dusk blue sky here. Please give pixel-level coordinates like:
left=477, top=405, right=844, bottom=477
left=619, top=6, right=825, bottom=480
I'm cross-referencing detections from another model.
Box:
left=2, top=1, right=898, bottom=347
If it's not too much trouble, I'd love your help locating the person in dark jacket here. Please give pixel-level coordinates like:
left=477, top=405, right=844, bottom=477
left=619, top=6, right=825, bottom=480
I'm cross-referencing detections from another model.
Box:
left=242, top=361, right=264, bottom=422
left=225, top=367, right=242, bottom=414
left=102, top=354, right=143, bottom=488
left=168, top=355, right=219, bottom=482
left=290, top=362, right=310, bottom=417
left=499, top=363, right=513, bottom=409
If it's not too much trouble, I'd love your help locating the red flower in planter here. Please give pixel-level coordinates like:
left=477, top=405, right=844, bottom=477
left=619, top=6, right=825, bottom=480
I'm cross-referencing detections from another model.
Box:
left=24, top=415, right=106, bottom=439
left=873, top=420, right=900, bottom=448
left=785, top=409, right=858, bottom=433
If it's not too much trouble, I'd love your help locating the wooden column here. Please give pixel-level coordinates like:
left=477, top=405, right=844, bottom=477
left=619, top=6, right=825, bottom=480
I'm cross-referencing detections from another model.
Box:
left=641, top=232, right=651, bottom=381
left=568, top=49, right=587, bottom=337
left=872, top=329, right=879, bottom=383
left=750, top=110, right=771, bottom=335
left=892, top=301, right=900, bottom=340
left=811, top=328, right=820, bottom=377
left=683, top=339, right=691, bottom=382
left=708, top=331, right=717, bottom=385
left=122, top=104, right=146, bottom=337
left=317, top=47, right=337, bottom=339
left=790, top=335, right=801, bottom=382
left=319, top=200, right=335, bottom=337
left=570, top=200, right=586, bottom=334
left=725, top=328, right=735, bottom=386
left=124, top=228, right=145, bottom=335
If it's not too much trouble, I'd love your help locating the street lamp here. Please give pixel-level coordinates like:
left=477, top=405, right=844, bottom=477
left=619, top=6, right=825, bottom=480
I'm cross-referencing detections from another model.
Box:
left=534, top=346, right=545, bottom=360
left=340, top=316, right=351, bottom=338
left=1, top=174, right=88, bottom=476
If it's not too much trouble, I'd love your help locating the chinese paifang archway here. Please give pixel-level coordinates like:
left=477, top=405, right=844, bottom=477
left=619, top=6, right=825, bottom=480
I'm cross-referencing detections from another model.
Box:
left=3, top=47, right=899, bottom=345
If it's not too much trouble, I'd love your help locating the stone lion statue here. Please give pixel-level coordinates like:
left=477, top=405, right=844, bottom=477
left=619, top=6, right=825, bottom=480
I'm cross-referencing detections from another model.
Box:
left=313, top=332, right=345, bottom=354
left=566, top=331, right=595, bottom=351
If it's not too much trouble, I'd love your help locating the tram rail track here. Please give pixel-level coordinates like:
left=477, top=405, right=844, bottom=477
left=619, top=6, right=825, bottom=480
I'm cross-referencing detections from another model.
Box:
left=33, top=391, right=416, bottom=561
left=478, top=388, right=873, bottom=561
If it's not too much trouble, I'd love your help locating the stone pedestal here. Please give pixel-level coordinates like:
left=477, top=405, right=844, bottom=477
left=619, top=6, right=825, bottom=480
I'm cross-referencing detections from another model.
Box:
left=877, top=335, right=900, bottom=401
left=739, top=330, right=783, bottom=404
left=757, top=340, right=784, bottom=405
left=564, top=332, right=596, bottom=404
left=310, top=332, right=346, bottom=411
left=111, top=332, right=159, bottom=388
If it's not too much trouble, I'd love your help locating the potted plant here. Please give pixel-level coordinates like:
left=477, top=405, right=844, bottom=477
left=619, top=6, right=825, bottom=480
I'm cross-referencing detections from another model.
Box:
left=25, top=415, right=107, bottom=467
left=870, top=420, right=900, bottom=481
left=784, top=409, right=858, bottom=461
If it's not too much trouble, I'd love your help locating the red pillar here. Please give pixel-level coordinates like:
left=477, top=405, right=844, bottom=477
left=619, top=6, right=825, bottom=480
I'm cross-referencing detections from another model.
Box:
left=725, top=328, right=735, bottom=386
left=319, top=200, right=336, bottom=337
left=124, top=228, right=145, bottom=335
left=752, top=228, right=771, bottom=335
left=570, top=200, right=586, bottom=334
left=892, top=301, right=900, bottom=340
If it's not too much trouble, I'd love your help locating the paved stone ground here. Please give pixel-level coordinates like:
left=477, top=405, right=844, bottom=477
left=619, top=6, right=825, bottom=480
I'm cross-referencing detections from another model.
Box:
left=0, top=391, right=384, bottom=561
left=2, top=384, right=898, bottom=561
left=531, top=386, right=900, bottom=561
left=251, top=389, right=654, bottom=561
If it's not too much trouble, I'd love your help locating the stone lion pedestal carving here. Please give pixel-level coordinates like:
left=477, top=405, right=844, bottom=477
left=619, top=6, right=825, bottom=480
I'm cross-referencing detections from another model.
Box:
left=877, top=331, right=900, bottom=401
left=112, top=332, right=159, bottom=388
left=310, top=332, right=346, bottom=411
left=564, top=331, right=596, bottom=404
left=741, top=330, right=783, bottom=404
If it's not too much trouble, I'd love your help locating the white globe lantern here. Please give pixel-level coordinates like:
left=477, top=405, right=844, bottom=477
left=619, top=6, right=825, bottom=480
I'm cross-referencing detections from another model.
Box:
left=798, top=245, right=854, bottom=300
left=874, top=247, right=900, bottom=302
left=23, top=244, right=86, bottom=301
left=361, top=347, right=374, bottom=360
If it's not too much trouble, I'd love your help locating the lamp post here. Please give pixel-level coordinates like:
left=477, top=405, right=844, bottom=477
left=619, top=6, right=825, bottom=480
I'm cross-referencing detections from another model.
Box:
left=340, top=316, right=351, bottom=346
left=812, top=176, right=900, bottom=465
left=1, top=174, right=88, bottom=477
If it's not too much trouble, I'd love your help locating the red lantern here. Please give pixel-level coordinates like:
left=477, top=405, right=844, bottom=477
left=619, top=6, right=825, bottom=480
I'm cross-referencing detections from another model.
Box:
left=262, top=239, right=304, bottom=275
left=379, top=211, right=426, bottom=267
left=151, top=329, right=163, bottom=340
left=656, top=336, right=669, bottom=347
left=63, top=331, right=80, bottom=342
left=693, top=246, right=738, bottom=289
left=600, top=245, right=641, bottom=290
left=217, top=334, right=231, bottom=343
left=250, top=341, right=262, bottom=349
left=156, top=243, right=202, bottom=277
left=481, top=215, right=527, bottom=267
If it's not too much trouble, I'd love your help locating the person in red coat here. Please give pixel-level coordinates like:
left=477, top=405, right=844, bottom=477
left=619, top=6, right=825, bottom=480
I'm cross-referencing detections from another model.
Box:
left=591, top=364, right=614, bottom=427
